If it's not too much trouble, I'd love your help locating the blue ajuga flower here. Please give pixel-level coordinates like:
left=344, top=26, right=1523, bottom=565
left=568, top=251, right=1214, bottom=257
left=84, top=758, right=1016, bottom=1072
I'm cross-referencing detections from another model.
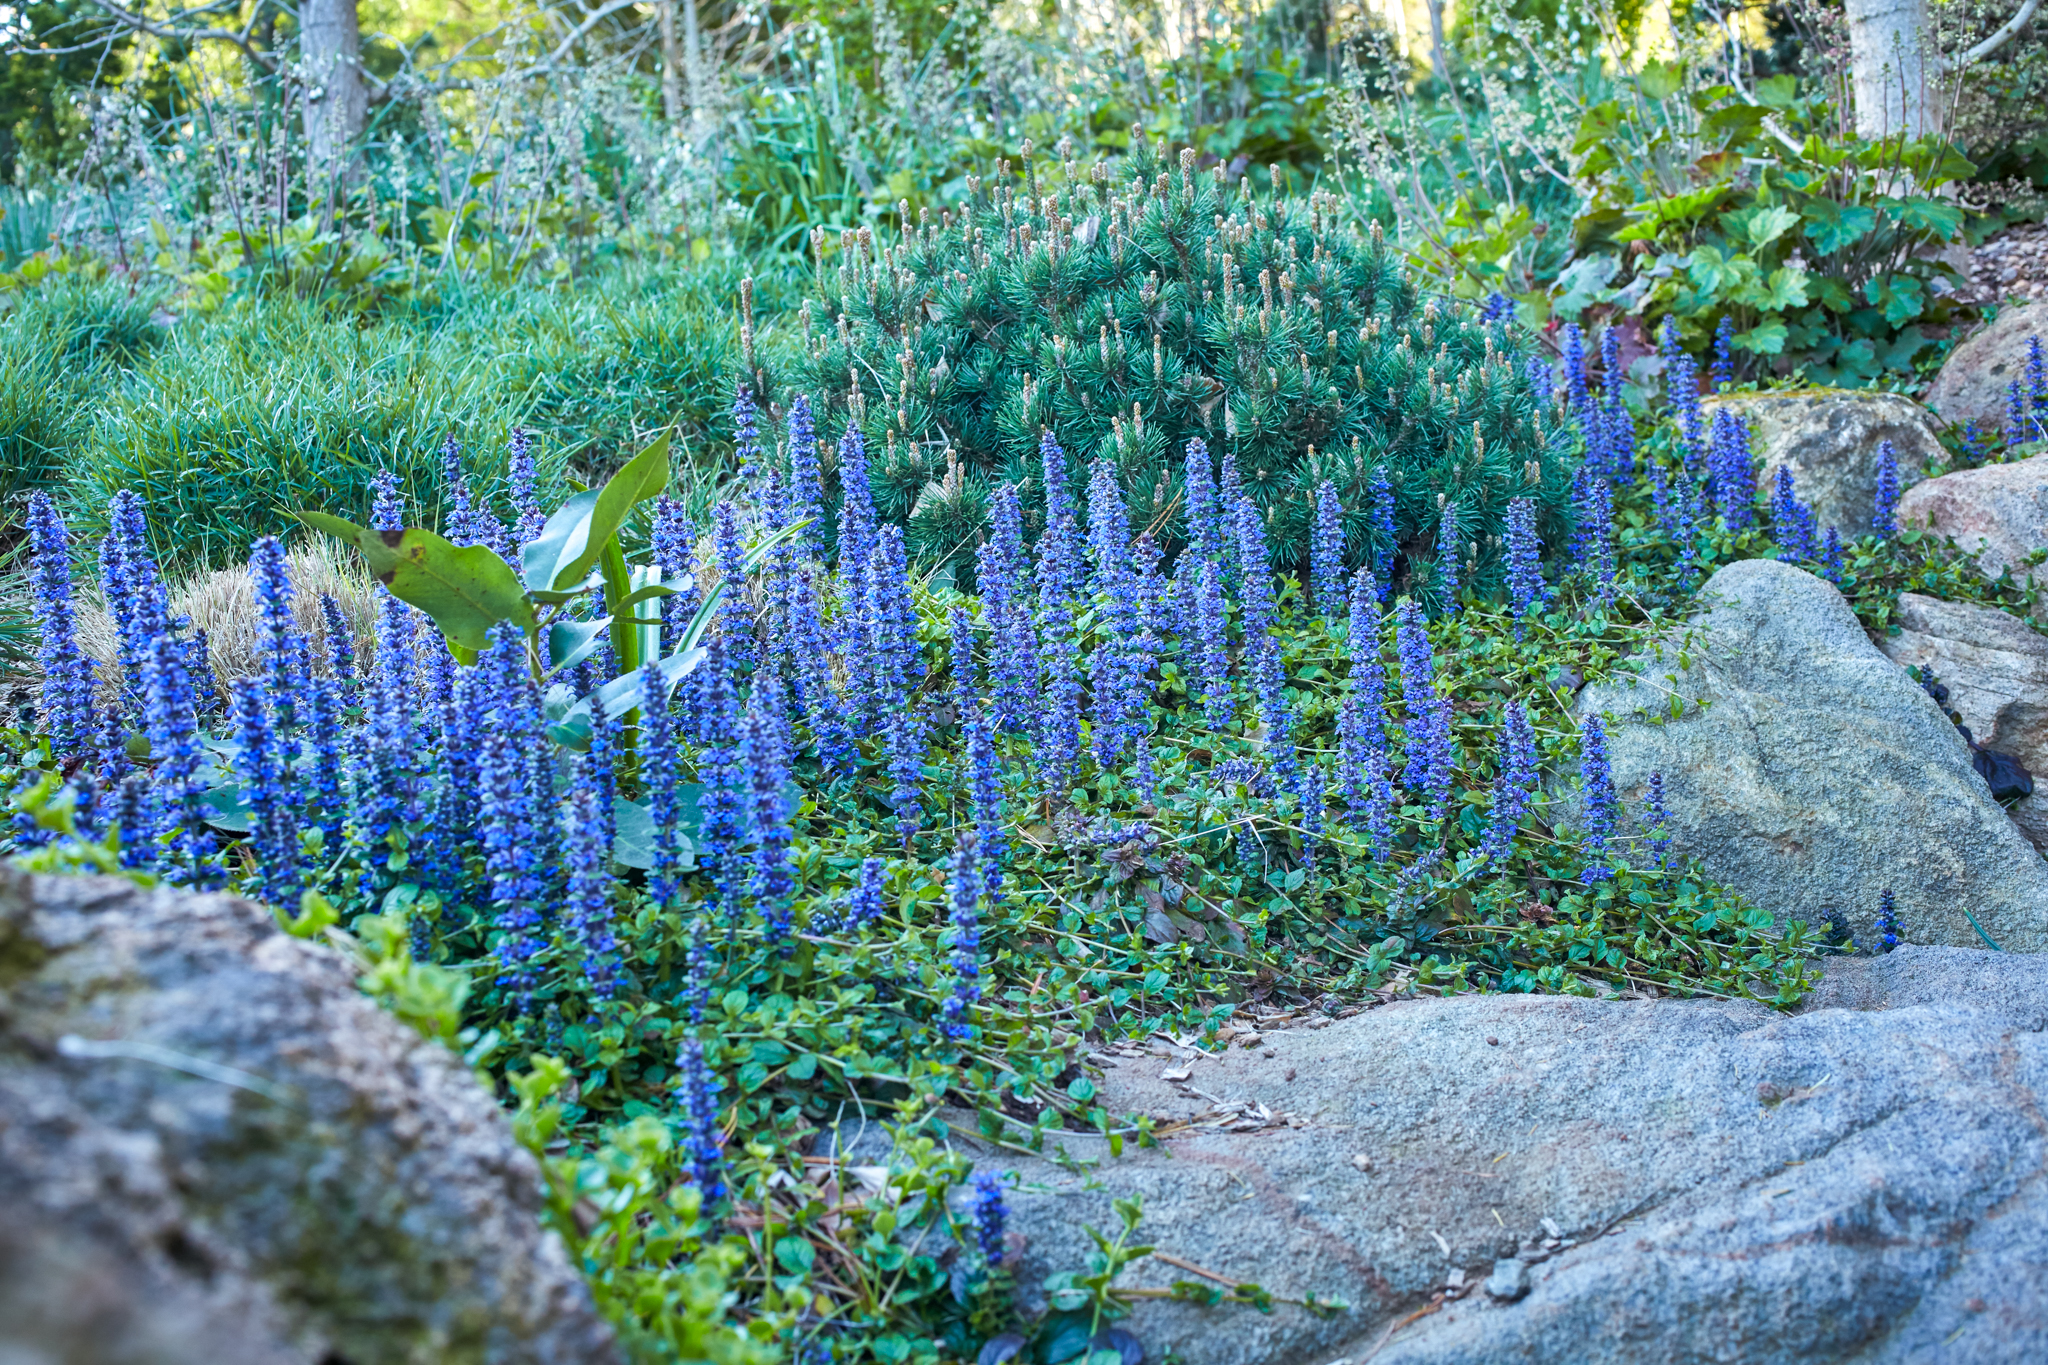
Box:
left=370, top=468, right=404, bottom=532
left=940, top=839, right=982, bottom=1041
left=1960, top=420, right=1990, bottom=466
left=967, top=712, right=1008, bottom=908
left=1578, top=713, right=1618, bottom=882
left=1670, top=355, right=1706, bottom=472
left=1526, top=358, right=1554, bottom=409
left=1366, top=465, right=1398, bottom=595
left=1216, top=449, right=1246, bottom=589
left=563, top=775, right=620, bottom=999
left=791, top=564, right=852, bottom=772
left=1084, top=458, right=1146, bottom=770
left=837, top=423, right=877, bottom=579
left=306, top=677, right=348, bottom=857
left=1231, top=495, right=1299, bottom=789
left=648, top=496, right=701, bottom=657
left=1820, top=526, right=1847, bottom=585
left=1394, top=600, right=1454, bottom=818
left=1872, top=441, right=1902, bottom=538
left=786, top=396, right=824, bottom=557
left=27, top=493, right=94, bottom=757
left=479, top=633, right=544, bottom=1005
left=694, top=643, right=748, bottom=930
left=103, top=491, right=170, bottom=708
left=866, top=525, right=922, bottom=709
left=249, top=536, right=310, bottom=728
left=1770, top=466, right=1817, bottom=563
left=1034, top=435, right=1084, bottom=796
left=319, top=595, right=357, bottom=688
left=1504, top=498, right=1544, bottom=638
left=733, top=383, right=763, bottom=486
left=826, top=856, right=889, bottom=934
left=1336, top=694, right=1394, bottom=857
left=144, top=632, right=212, bottom=885
left=1433, top=500, right=1462, bottom=610
left=980, top=485, right=1037, bottom=735
left=712, top=500, right=755, bottom=674
left=359, top=592, right=419, bottom=884
left=949, top=605, right=980, bottom=725
left=111, top=774, right=152, bottom=869
left=971, top=1170, right=1009, bottom=1266
left=508, top=428, right=545, bottom=544
left=1182, top=438, right=1220, bottom=565
left=2028, top=335, right=2047, bottom=419
left=1481, top=290, right=1515, bottom=325
left=440, top=435, right=477, bottom=546
left=1711, top=316, right=1735, bottom=390
left=1644, top=771, right=1673, bottom=870
left=1561, top=324, right=1592, bottom=423
left=1872, top=888, right=1902, bottom=953
left=886, top=707, right=929, bottom=848
left=744, top=673, right=797, bottom=951
left=1194, top=559, right=1234, bottom=731
left=639, top=662, right=683, bottom=908
left=1596, top=328, right=1636, bottom=486
left=1706, top=407, right=1755, bottom=529
left=228, top=677, right=300, bottom=910
left=1310, top=480, right=1346, bottom=619
left=1478, top=701, right=1537, bottom=863
left=673, top=1037, right=727, bottom=1203
left=1568, top=472, right=1615, bottom=604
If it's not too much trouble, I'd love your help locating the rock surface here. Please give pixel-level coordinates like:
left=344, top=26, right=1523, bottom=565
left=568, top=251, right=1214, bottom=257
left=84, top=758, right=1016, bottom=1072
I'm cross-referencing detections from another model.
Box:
left=940, top=947, right=2048, bottom=1365
left=1925, top=299, right=2048, bottom=431
left=0, top=869, right=619, bottom=1365
left=1574, top=558, right=2048, bottom=951
left=1700, top=389, right=1941, bottom=537
left=1876, top=592, right=2048, bottom=775
left=1896, top=452, right=2048, bottom=588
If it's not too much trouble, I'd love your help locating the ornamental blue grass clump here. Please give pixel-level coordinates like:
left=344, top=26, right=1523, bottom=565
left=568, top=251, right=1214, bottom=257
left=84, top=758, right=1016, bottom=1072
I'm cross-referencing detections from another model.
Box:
left=940, top=840, right=983, bottom=1041
left=674, top=1036, right=727, bottom=1204
left=27, top=493, right=93, bottom=759
left=1873, top=441, right=1901, bottom=538
left=1311, top=480, right=1345, bottom=618
left=970, top=1171, right=1008, bottom=1267
left=1504, top=497, right=1544, bottom=638
left=1644, top=771, right=1673, bottom=869
left=1578, top=714, right=1618, bottom=883
left=1872, top=888, right=1902, bottom=953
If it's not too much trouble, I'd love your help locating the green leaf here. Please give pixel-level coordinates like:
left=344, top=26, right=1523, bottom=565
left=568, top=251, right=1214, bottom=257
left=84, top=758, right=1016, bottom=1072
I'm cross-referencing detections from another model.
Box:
left=1895, top=197, right=1964, bottom=241
left=1733, top=319, right=1788, bottom=355
left=522, top=488, right=603, bottom=593
left=1758, top=266, right=1809, bottom=312
left=773, top=1236, right=816, bottom=1274
left=1638, top=59, right=1685, bottom=101
left=547, top=617, right=613, bottom=670
left=552, top=432, right=670, bottom=592
left=297, top=512, right=535, bottom=652
left=738, top=1060, right=770, bottom=1093
left=1801, top=200, right=1876, bottom=255
left=1754, top=74, right=1796, bottom=108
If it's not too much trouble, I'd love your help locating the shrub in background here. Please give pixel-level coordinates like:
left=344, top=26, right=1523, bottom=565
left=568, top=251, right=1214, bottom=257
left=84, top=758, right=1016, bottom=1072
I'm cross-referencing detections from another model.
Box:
left=779, top=137, right=1571, bottom=586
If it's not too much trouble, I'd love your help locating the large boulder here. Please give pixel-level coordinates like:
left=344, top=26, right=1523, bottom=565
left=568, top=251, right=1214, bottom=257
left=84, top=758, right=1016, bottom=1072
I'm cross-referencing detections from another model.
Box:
left=1574, top=558, right=2048, bottom=951
left=936, top=948, right=2048, bottom=1365
left=1700, top=389, right=1941, bottom=537
left=1876, top=592, right=2048, bottom=775
left=0, top=869, right=620, bottom=1365
left=1924, top=300, right=2048, bottom=432
left=1896, top=452, right=2048, bottom=588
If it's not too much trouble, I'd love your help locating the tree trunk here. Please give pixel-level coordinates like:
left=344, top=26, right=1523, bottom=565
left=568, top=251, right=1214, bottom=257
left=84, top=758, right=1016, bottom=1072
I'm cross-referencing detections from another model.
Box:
left=681, top=0, right=708, bottom=133
left=1845, top=0, right=1933, bottom=138
left=302, top=0, right=366, bottom=196
left=659, top=1, right=683, bottom=124
left=1423, top=0, right=1450, bottom=85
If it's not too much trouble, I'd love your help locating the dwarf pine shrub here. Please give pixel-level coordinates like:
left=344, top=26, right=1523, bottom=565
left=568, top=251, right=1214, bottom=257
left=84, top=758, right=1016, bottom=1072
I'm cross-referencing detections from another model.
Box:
left=776, top=137, right=1575, bottom=590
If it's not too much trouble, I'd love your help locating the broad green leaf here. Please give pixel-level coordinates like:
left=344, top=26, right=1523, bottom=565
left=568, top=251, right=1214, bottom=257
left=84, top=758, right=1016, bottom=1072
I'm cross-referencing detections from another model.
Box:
left=1733, top=319, right=1788, bottom=355
left=298, top=512, right=535, bottom=652
left=1754, top=74, right=1797, bottom=108
left=1801, top=200, right=1876, bottom=255
left=1895, top=197, right=1964, bottom=241
left=1638, top=58, right=1685, bottom=101
left=521, top=488, right=603, bottom=593
left=1736, top=206, right=1802, bottom=252
left=1758, top=266, right=1810, bottom=312
left=610, top=792, right=701, bottom=871
left=547, top=431, right=671, bottom=592
left=547, top=616, right=613, bottom=670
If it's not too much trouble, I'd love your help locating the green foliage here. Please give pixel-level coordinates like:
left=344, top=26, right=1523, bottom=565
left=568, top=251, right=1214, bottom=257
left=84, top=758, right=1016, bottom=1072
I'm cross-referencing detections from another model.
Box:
left=1574, top=76, right=1978, bottom=384
left=778, top=139, right=1570, bottom=582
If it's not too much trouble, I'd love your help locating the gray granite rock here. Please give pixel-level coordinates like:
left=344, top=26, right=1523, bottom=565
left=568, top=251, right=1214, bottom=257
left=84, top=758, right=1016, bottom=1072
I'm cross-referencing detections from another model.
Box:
left=1700, top=389, right=1940, bottom=537
left=1896, top=452, right=2048, bottom=589
left=1876, top=591, right=2048, bottom=776
left=932, top=947, right=2048, bottom=1365
left=0, top=868, right=620, bottom=1365
left=1573, top=557, right=2048, bottom=952
left=1924, top=300, right=2048, bottom=432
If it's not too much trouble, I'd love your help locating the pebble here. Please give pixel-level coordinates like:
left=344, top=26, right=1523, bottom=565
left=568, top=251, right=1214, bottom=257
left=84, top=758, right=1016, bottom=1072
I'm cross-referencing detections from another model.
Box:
left=1955, top=222, right=2048, bottom=307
